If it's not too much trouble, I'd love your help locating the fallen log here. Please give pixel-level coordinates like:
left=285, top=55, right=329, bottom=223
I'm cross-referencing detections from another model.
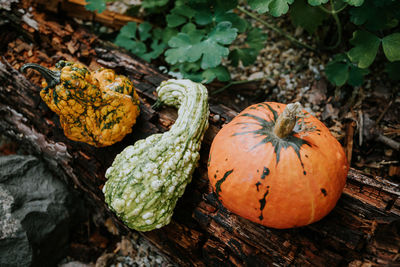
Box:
left=0, top=2, right=399, bottom=266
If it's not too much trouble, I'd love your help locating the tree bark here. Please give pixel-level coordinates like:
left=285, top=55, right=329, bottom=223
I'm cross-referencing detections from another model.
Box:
left=1, top=2, right=399, bottom=266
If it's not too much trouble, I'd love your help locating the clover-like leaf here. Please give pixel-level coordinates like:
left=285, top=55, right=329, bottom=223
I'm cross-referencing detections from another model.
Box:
left=85, top=0, right=106, bottom=13
left=191, top=22, right=237, bottom=69
left=325, top=61, right=349, bottom=86
left=138, top=22, right=152, bottom=41
left=347, top=66, right=369, bottom=87
left=248, top=0, right=272, bottom=13
left=382, top=33, right=400, bottom=62
left=165, top=31, right=204, bottom=65
left=202, top=66, right=231, bottom=83
left=208, top=21, right=238, bottom=45
left=141, top=0, right=169, bottom=9
left=229, top=48, right=259, bottom=67
left=348, top=30, right=381, bottom=68
left=290, top=0, right=327, bottom=34
left=246, top=28, right=268, bottom=51
left=343, top=0, right=364, bottom=6
left=307, top=0, right=328, bottom=6
left=216, top=12, right=249, bottom=33
left=268, top=0, right=294, bottom=17
left=349, top=0, right=400, bottom=31
left=166, top=14, right=187, bottom=27
left=249, top=0, right=294, bottom=16
left=115, top=22, right=147, bottom=55
left=140, top=39, right=167, bottom=62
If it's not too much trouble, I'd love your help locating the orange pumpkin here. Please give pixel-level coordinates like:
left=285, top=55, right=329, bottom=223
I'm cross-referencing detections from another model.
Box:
left=208, top=102, right=348, bottom=229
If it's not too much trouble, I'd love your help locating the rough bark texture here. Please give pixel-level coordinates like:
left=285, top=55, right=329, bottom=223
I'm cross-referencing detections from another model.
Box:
left=1, top=2, right=400, bottom=266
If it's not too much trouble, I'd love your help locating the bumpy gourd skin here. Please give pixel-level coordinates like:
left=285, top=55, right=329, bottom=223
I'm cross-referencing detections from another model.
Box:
left=103, top=79, right=209, bottom=231
left=22, top=60, right=140, bottom=147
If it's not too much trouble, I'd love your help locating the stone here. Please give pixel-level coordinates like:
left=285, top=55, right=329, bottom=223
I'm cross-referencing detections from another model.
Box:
left=0, top=155, right=81, bottom=267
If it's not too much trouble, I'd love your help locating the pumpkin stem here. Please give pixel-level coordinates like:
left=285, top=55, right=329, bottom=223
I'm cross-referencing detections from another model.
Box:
left=21, top=63, right=61, bottom=88
left=273, top=102, right=302, bottom=139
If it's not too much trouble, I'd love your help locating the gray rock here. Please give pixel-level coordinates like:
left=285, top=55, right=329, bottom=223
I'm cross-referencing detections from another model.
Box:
left=0, top=155, right=81, bottom=267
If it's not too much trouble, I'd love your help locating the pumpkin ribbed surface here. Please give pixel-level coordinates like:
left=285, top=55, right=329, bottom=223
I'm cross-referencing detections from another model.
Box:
left=208, top=102, right=348, bottom=229
left=104, top=79, right=209, bottom=231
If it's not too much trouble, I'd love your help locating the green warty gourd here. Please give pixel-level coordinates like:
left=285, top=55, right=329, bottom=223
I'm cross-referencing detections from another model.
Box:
left=103, top=79, right=209, bottom=231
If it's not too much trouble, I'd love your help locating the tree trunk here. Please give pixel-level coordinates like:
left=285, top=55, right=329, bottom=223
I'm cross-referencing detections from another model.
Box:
left=1, top=2, right=399, bottom=266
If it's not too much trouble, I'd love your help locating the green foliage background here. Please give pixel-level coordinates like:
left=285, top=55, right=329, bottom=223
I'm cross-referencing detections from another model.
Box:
left=86, top=0, right=400, bottom=87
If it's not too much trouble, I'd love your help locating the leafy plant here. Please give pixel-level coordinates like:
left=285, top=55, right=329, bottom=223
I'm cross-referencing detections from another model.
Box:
left=115, top=22, right=168, bottom=62
left=85, top=0, right=400, bottom=87
left=160, top=0, right=267, bottom=83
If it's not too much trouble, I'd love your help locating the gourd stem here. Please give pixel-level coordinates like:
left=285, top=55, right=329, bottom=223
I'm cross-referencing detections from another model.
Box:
left=21, top=63, right=61, bottom=88
left=273, top=102, right=302, bottom=139
left=151, top=99, right=162, bottom=110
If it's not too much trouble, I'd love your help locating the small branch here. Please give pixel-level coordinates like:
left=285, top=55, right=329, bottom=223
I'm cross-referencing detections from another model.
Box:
left=376, top=134, right=400, bottom=151
left=236, top=6, right=317, bottom=52
left=376, top=99, right=393, bottom=125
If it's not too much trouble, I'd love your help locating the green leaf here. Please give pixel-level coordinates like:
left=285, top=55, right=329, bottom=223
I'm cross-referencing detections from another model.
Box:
left=161, top=28, right=179, bottom=44
left=229, top=48, right=258, bottom=66
left=118, top=22, right=137, bottom=39
left=325, top=61, right=349, bottom=86
left=216, top=13, right=249, bottom=33
left=141, top=0, right=169, bottom=9
left=202, top=66, right=231, bottom=83
left=215, top=0, right=238, bottom=12
left=85, top=0, right=106, bottom=13
left=165, top=32, right=203, bottom=64
left=140, top=40, right=166, bottom=62
left=246, top=28, right=268, bottom=50
left=248, top=0, right=271, bottom=13
left=115, top=22, right=144, bottom=54
left=385, top=62, right=400, bottom=80
left=347, top=66, right=369, bottom=86
left=268, top=0, right=294, bottom=17
left=166, top=14, right=187, bottom=27
left=382, top=33, right=400, bottom=62
left=207, top=21, right=237, bottom=45
left=347, top=30, right=381, bottom=68
left=349, top=0, right=400, bottom=31
left=138, top=22, right=152, bottom=41
left=127, top=41, right=147, bottom=55
left=248, top=0, right=294, bottom=16
left=193, top=22, right=237, bottom=69
left=194, top=41, right=230, bottom=69
left=290, top=0, right=327, bottom=34
left=343, top=0, right=364, bottom=6
left=194, top=6, right=213, bottom=25
left=171, top=5, right=196, bottom=19
left=307, top=0, right=328, bottom=6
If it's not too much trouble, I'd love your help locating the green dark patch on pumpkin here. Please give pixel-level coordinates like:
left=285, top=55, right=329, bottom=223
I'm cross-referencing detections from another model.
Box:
left=255, top=181, right=261, bottom=191
left=261, top=167, right=269, bottom=179
left=52, top=89, right=59, bottom=105
left=215, top=169, right=233, bottom=198
left=233, top=103, right=311, bottom=169
left=303, top=171, right=307, bottom=175
left=214, top=174, right=217, bottom=178
left=259, top=186, right=270, bottom=220
left=321, top=188, right=327, bottom=196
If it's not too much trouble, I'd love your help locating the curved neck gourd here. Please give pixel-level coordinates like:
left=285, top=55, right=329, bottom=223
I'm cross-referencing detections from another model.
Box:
left=104, top=79, right=210, bottom=232
left=157, top=80, right=209, bottom=143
